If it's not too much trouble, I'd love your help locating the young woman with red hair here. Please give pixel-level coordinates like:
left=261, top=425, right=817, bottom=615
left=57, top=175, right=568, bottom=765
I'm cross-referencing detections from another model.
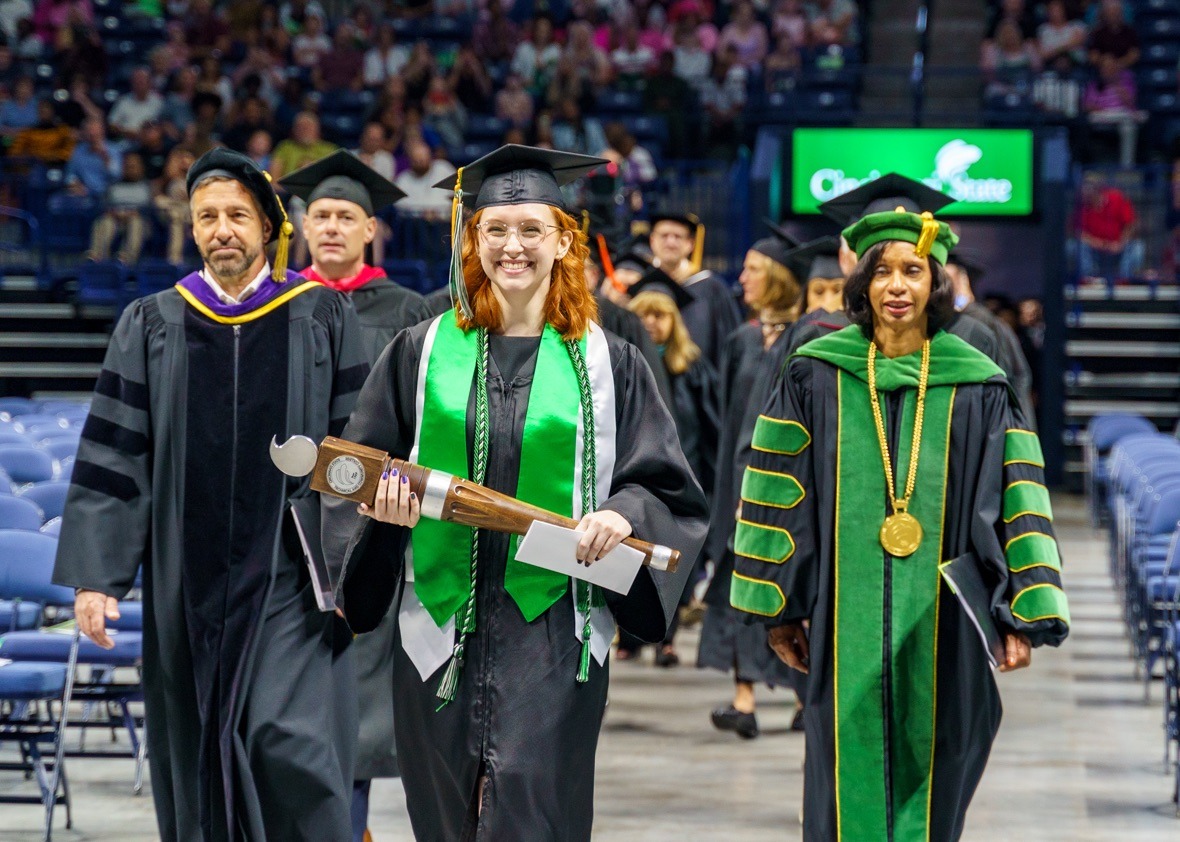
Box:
left=324, top=145, right=708, bottom=841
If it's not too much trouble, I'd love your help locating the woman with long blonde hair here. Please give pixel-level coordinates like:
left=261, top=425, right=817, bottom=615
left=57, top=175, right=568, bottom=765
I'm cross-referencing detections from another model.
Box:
left=323, top=146, right=708, bottom=841
left=624, top=279, right=720, bottom=666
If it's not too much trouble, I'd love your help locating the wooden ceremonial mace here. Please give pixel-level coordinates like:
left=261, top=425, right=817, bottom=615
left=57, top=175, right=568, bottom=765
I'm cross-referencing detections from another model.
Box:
left=269, top=435, right=680, bottom=572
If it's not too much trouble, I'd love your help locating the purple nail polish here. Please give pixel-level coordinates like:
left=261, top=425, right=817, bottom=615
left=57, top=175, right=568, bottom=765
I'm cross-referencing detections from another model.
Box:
left=401, top=475, right=409, bottom=484
left=381, top=469, right=388, bottom=480
left=409, top=493, right=417, bottom=500
left=391, top=468, right=398, bottom=478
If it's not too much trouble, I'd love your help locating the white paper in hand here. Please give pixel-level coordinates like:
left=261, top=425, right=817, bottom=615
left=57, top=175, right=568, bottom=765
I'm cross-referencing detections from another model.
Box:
left=514, top=521, right=644, bottom=595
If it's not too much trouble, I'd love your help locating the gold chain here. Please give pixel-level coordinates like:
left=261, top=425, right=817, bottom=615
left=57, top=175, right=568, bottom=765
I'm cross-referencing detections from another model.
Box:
left=867, top=339, right=930, bottom=514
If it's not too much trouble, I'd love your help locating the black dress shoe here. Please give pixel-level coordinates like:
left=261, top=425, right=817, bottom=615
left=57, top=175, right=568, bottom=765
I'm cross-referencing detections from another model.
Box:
left=710, top=705, right=759, bottom=739
left=653, top=647, right=680, bottom=667
left=790, top=706, right=805, bottom=732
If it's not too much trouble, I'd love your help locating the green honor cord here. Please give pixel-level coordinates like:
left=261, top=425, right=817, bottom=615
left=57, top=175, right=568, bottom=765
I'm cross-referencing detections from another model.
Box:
left=436, top=327, right=601, bottom=706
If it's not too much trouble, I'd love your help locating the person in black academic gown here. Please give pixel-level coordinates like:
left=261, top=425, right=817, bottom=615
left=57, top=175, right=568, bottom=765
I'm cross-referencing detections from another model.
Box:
left=279, top=150, right=433, bottom=842
left=733, top=207, right=1069, bottom=840
left=54, top=148, right=366, bottom=841
left=322, top=145, right=708, bottom=841
left=647, top=211, right=742, bottom=368
left=698, top=231, right=804, bottom=739
left=622, top=268, right=720, bottom=666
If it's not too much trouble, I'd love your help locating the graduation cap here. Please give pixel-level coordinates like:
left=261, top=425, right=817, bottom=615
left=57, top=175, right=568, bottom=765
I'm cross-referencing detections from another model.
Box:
left=187, top=147, right=294, bottom=281
left=818, top=173, right=956, bottom=226
left=433, top=144, right=608, bottom=212
left=750, top=236, right=792, bottom=269
left=761, top=217, right=802, bottom=249
left=628, top=266, right=694, bottom=311
left=432, top=144, right=607, bottom=319
left=842, top=209, right=960, bottom=265
left=649, top=211, right=705, bottom=272
left=278, top=149, right=405, bottom=217
left=783, top=236, right=843, bottom=282
left=946, top=246, right=986, bottom=281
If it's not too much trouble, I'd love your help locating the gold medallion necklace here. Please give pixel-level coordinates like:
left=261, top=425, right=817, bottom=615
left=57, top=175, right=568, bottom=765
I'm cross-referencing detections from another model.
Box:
left=867, top=339, right=930, bottom=557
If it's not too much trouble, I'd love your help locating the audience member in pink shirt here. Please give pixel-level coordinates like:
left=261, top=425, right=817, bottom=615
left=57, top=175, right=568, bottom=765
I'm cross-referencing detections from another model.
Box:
left=718, top=1, right=769, bottom=69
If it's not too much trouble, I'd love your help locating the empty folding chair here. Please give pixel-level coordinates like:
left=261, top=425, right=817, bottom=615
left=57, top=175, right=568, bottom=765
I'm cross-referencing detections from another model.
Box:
left=0, top=529, right=79, bottom=839
left=39, top=518, right=61, bottom=537
left=0, top=431, right=30, bottom=446
left=0, top=447, right=54, bottom=486
left=0, top=530, right=147, bottom=793
left=19, top=483, right=70, bottom=522
left=35, top=439, right=78, bottom=465
left=10, top=416, right=69, bottom=435
left=1086, top=414, right=1158, bottom=525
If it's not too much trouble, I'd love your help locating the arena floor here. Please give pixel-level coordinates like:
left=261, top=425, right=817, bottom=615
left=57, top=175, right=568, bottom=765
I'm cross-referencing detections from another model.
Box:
left=3, top=496, right=1177, bottom=841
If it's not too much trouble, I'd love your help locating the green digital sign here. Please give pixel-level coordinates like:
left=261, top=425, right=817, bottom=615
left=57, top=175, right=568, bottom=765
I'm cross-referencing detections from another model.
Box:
left=791, top=128, right=1035, bottom=216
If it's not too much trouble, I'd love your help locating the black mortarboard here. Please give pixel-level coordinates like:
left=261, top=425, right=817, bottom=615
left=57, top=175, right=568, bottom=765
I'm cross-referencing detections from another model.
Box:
left=628, top=266, right=695, bottom=311
left=762, top=217, right=801, bottom=248
left=751, top=236, right=792, bottom=269
left=947, top=246, right=986, bottom=281
left=187, top=147, right=294, bottom=279
left=818, top=173, right=956, bottom=226
left=433, top=144, right=607, bottom=211
left=649, top=211, right=701, bottom=234
left=279, top=150, right=405, bottom=217
left=783, top=236, right=843, bottom=282
left=614, top=246, right=654, bottom=275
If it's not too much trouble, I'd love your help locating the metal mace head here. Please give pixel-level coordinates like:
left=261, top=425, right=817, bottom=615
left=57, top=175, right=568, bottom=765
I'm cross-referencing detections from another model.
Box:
left=269, top=435, right=319, bottom=477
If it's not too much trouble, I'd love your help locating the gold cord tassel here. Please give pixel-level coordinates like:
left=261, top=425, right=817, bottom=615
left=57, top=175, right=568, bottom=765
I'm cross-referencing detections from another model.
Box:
left=913, top=212, right=940, bottom=260
left=448, top=167, right=474, bottom=320
left=581, top=209, right=590, bottom=235
left=691, top=222, right=705, bottom=272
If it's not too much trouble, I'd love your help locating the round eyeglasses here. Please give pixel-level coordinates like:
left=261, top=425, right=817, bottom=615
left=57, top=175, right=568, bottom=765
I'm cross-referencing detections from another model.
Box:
left=475, top=221, right=560, bottom=249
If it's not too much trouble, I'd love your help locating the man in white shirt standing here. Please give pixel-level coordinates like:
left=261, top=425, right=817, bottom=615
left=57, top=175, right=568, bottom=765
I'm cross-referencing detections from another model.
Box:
left=393, top=139, right=456, bottom=220
left=108, top=68, right=164, bottom=142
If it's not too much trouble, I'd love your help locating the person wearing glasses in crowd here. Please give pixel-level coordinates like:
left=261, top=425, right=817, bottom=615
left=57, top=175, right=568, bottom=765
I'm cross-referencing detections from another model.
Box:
left=731, top=204, right=1068, bottom=840
left=322, top=145, right=708, bottom=841
left=698, top=228, right=805, bottom=739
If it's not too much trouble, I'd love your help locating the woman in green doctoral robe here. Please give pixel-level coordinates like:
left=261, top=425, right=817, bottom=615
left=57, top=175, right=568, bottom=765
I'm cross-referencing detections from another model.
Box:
left=730, top=208, right=1070, bottom=841
left=322, top=145, right=708, bottom=841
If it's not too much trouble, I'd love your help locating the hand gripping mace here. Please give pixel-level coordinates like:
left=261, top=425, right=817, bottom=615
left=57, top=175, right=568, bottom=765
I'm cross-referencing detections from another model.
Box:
left=270, top=435, right=680, bottom=572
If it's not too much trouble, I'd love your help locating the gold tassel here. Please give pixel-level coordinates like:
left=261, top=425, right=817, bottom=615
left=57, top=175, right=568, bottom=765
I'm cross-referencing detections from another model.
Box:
left=581, top=209, right=590, bottom=235
left=448, top=167, right=474, bottom=320
left=913, top=211, right=940, bottom=259
left=691, top=221, right=705, bottom=272
left=263, top=171, right=295, bottom=282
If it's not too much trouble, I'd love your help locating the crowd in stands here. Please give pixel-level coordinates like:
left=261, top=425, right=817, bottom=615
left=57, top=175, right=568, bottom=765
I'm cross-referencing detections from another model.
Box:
left=0, top=0, right=863, bottom=268
left=980, top=0, right=1179, bottom=163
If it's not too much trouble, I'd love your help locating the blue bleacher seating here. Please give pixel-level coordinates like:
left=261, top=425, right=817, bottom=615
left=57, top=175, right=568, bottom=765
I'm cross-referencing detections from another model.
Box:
left=467, top=114, right=509, bottom=141
left=0, top=496, right=45, bottom=531
left=75, top=260, right=130, bottom=309
left=0, top=446, right=54, bottom=485
left=0, top=397, right=37, bottom=417
left=19, top=482, right=70, bottom=523
left=39, top=517, right=61, bottom=537
left=382, top=259, right=430, bottom=293
left=597, top=89, right=644, bottom=114
left=0, top=431, right=29, bottom=446
left=135, top=258, right=182, bottom=298
left=38, top=438, right=80, bottom=464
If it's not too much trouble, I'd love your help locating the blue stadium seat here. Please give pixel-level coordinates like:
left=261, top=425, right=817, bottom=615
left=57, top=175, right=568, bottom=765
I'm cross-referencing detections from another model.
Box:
left=0, top=431, right=29, bottom=446
left=382, top=259, right=430, bottom=293
left=0, top=397, right=37, bottom=417
left=19, top=482, right=70, bottom=522
left=455, top=141, right=499, bottom=166
left=38, top=438, right=80, bottom=464
left=135, top=259, right=181, bottom=298
left=1138, top=65, right=1176, bottom=91
left=0, top=496, right=44, bottom=531
left=467, top=114, right=510, bottom=141
left=75, top=260, right=130, bottom=309
left=10, top=413, right=68, bottom=434
left=39, top=517, right=61, bottom=537
left=1144, top=91, right=1180, bottom=115
left=0, top=599, right=42, bottom=631
left=1143, top=41, right=1180, bottom=65
left=0, top=446, right=54, bottom=485
left=597, top=89, right=644, bottom=114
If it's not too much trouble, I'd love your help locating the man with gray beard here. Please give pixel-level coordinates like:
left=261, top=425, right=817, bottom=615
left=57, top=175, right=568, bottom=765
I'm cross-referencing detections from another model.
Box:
left=54, top=148, right=367, bottom=841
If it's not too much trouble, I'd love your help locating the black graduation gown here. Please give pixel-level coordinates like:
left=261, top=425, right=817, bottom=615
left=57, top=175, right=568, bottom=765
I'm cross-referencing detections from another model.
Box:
left=667, top=358, right=720, bottom=498
left=736, top=352, right=1069, bottom=840
left=52, top=284, right=368, bottom=842
left=424, top=285, right=453, bottom=318
left=677, top=270, right=743, bottom=370
left=697, top=324, right=798, bottom=688
left=323, top=320, right=708, bottom=841
left=594, top=290, right=673, bottom=408
left=340, top=273, right=433, bottom=782
left=963, top=300, right=1035, bottom=424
